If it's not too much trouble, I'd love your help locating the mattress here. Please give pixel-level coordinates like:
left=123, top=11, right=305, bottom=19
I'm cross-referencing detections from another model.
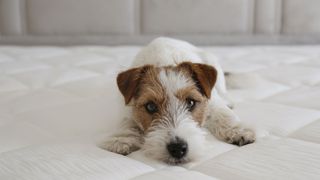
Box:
left=0, top=45, right=320, bottom=180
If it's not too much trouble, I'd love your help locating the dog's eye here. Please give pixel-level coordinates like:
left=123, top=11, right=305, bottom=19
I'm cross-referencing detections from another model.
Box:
left=186, top=98, right=196, bottom=111
left=145, top=101, right=158, bottom=114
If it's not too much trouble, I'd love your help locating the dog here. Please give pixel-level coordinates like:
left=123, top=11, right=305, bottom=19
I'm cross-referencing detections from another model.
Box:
left=102, top=37, right=255, bottom=165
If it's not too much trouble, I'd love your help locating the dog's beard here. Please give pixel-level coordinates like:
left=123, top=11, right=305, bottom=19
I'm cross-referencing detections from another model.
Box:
left=142, top=114, right=206, bottom=165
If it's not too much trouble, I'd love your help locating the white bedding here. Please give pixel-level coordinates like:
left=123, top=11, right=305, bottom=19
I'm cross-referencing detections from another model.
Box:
left=0, top=46, right=320, bottom=180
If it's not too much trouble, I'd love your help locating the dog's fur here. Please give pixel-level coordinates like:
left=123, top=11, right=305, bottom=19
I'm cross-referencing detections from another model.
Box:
left=103, top=37, right=255, bottom=164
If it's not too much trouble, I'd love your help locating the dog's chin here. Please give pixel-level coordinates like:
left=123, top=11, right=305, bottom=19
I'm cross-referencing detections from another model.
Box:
left=143, top=144, right=204, bottom=165
left=164, top=157, right=190, bottom=165
left=144, top=151, right=192, bottom=165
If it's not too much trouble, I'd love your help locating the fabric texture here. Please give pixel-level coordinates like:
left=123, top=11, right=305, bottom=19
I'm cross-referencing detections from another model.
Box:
left=0, top=46, right=320, bottom=179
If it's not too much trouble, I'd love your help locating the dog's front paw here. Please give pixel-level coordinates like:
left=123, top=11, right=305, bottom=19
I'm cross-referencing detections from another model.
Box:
left=102, top=137, right=140, bottom=155
left=226, top=128, right=256, bottom=146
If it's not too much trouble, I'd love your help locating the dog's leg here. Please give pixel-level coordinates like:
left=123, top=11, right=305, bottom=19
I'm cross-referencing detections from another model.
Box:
left=102, top=118, right=144, bottom=155
left=204, top=99, right=255, bottom=146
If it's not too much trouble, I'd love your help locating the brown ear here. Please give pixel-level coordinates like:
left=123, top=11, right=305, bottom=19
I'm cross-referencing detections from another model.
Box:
left=117, top=65, right=151, bottom=104
left=178, top=62, right=217, bottom=98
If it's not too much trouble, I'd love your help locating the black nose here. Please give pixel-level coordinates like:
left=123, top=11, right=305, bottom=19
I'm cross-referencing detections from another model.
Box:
left=167, top=138, right=188, bottom=159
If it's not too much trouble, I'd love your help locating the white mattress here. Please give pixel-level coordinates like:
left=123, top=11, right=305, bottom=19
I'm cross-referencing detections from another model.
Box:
left=0, top=46, right=320, bottom=180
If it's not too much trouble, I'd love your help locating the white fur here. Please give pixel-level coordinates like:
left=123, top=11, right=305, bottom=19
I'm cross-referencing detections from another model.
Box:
left=103, top=37, right=256, bottom=164
left=101, top=118, right=143, bottom=155
left=132, top=37, right=203, bottom=67
left=140, top=68, right=205, bottom=164
left=143, top=114, right=206, bottom=164
left=158, top=69, right=193, bottom=93
left=132, top=37, right=230, bottom=106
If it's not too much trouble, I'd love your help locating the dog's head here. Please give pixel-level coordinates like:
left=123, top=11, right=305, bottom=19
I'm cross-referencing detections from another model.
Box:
left=117, top=62, right=217, bottom=164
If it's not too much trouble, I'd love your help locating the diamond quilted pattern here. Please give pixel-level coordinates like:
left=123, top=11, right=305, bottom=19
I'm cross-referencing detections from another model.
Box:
left=193, top=138, right=320, bottom=180
left=289, top=119, right=320, bottom=143
left=0, top=46, right=320, bottom=179
left=263, top=85, right=320, bottom=110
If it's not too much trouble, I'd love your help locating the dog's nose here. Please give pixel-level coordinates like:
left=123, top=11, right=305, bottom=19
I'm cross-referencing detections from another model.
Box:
left=167, top=139, right=188, bottom=159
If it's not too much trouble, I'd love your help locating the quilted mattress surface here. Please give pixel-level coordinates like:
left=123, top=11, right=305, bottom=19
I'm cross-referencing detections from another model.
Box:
left=0, top=45, right=320, bottom=180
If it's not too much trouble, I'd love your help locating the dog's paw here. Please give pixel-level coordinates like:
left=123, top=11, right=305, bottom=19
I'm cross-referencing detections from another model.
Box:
left=226, top=128, right=256, bottom=146
left=101, top=137, right=140, bottom=155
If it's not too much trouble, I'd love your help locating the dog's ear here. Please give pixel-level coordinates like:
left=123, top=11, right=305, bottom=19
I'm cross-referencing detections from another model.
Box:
left=117, top=65, right=152, bottom=104
left=178, top=62, right=217, bottom=98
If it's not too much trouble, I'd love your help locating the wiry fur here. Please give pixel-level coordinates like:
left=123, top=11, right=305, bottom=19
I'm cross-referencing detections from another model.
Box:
left=205, top=99, right=255, bottom=146
left=102, top=118, right=144, bottom=155
left=102, top=37, right=255, bottom=164
left=143, top=114, right=206, bottom=164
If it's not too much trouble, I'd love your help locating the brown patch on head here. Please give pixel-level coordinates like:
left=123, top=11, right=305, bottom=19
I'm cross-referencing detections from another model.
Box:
left=175, top=86, right=209, bottom=125
left=131, top=67, right=167, bottom=131
left=117, top=65, right=153, bottom=104
left=177, top=62, right=217, bottom=98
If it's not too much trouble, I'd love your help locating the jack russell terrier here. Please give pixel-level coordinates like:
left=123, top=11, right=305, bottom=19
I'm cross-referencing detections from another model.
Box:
left=103, top=37, right=255, bottom=165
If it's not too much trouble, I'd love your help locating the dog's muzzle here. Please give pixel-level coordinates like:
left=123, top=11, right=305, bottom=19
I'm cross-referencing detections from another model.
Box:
left=167, top=137, right=188, bottom=159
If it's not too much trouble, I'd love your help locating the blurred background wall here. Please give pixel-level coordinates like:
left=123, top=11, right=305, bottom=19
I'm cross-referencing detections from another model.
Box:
left=1, top=0, right=320, bottom=45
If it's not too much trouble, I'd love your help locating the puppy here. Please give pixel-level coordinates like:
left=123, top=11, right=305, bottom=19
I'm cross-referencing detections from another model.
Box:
left=103, top=37, right=255, bottom=164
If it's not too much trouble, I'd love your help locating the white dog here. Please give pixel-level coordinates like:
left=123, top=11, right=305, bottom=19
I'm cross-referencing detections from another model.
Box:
left=103, top=37, right=255, bottom=164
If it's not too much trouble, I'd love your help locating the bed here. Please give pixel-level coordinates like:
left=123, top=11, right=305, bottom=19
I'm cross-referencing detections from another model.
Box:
left=0, top=45, right=319, bottom=179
